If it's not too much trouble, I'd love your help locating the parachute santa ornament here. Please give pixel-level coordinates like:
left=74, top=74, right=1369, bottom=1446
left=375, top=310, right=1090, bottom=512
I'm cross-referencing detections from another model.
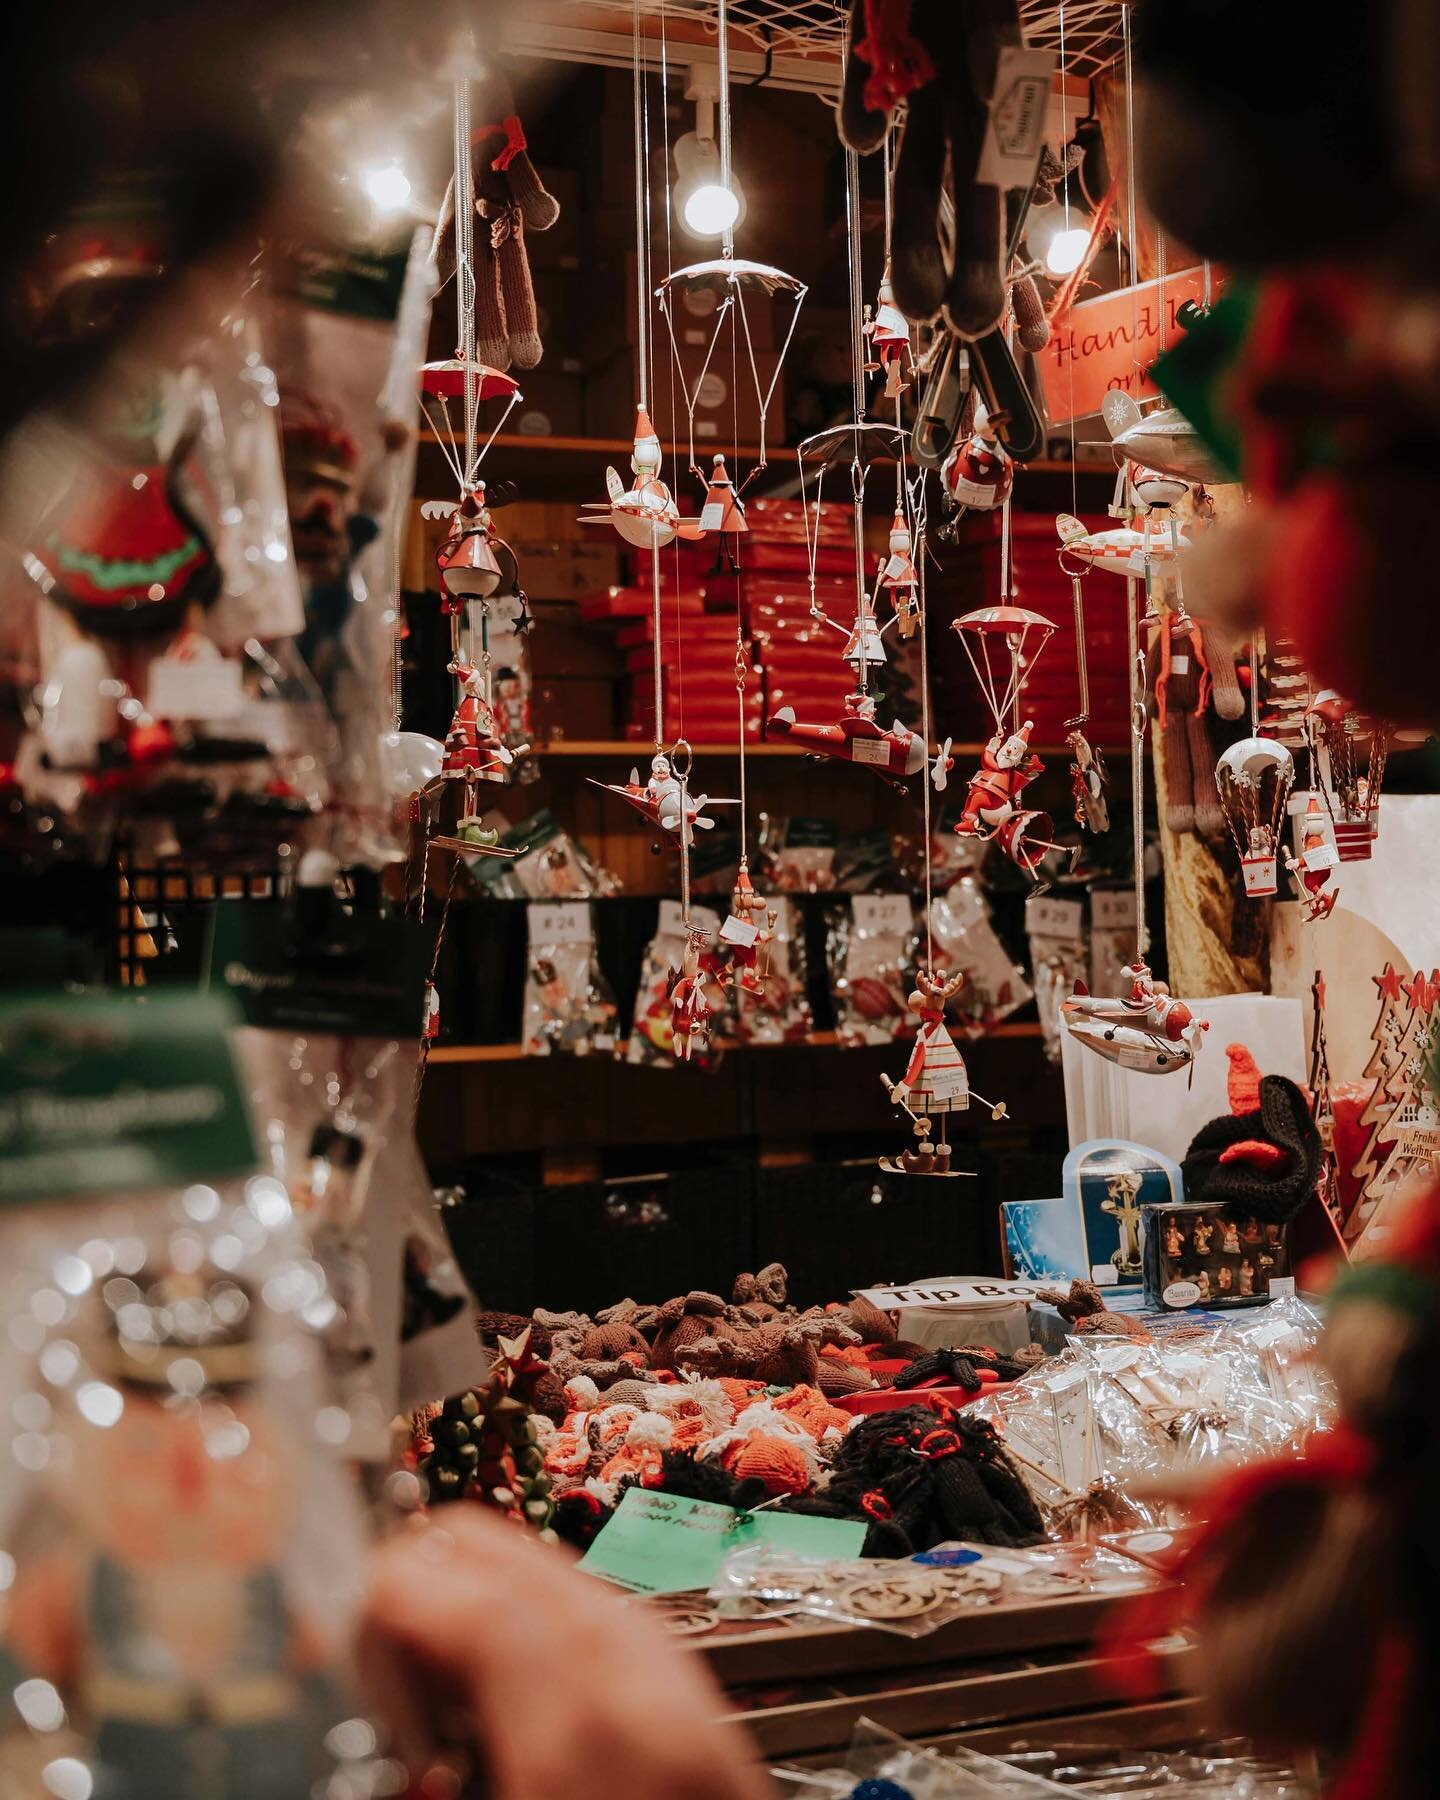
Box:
left=1215, top=735, right=1295, bottom=897
left=947, top=606, right=1072, bottom=884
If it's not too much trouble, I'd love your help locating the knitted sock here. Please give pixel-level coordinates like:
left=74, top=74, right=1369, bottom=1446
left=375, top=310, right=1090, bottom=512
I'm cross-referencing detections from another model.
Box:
left=1164, top=709, right=1195, bottom=833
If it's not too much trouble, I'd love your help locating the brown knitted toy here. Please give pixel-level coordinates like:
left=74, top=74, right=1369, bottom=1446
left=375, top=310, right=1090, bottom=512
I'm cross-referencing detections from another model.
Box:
left=750, top=1325, right=821, bottom=1389
left=731, top=1263, right=789, bottom=1307
left=841, top=1294, right=898, bottom=1343
left=432, top=72, right=560, bottom=372
left=815, top=1356, right=875, bottom=1398
left=1036, top=1278, right=1107, bottom=1324
left=676, top=1334, right=758, bottom=1380
left=650, top=1292, right=732, bottom=1372
left=580, top=1320, right=650, bottom=1364
left=477, top=1310, right=552, bottom=1357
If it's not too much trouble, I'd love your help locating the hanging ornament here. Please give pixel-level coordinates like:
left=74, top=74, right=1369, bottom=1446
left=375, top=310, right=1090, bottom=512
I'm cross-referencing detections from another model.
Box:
left=669, top=926, right=722, bottom=1062
left=862, top=262, right=912, bottom=398
left=947, top=605, right=1071, bottom=884
left=1306, top=691, right=1391, bottom=861
left=1059, top=566, right=1109, bottom=835
left=1215, top=735, right=1295, bottom=897
left=1284, top=792, right=1340, bottom=923
left=1307, top=972, right=1345, bottom=1227
left=879, top=969, right=1008, bottom=1177
left=587, top=750, right=735, bottom=851
left=768, top=691, right=927, bottom=781
left=878, top=506, right=919, bottom=639
left=579, top=403, right=702, bottom=549
left=1100, top=391, right=1228, bottom=485
left=1055, top=510, right=1191, bottom=580
left=698, top=451, right=747, bottom=570
left=941, top=408, right=1015, bottom=516
left=1061, top=959, right=1210, bottom=1074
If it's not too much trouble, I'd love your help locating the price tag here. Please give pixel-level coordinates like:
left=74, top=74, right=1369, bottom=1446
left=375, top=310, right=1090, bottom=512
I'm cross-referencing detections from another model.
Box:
left=719, top=914, right=759, bottom=947
left=851, top=736, right=892, bottom=767
left=1304, top=844, right=1340, bottom=871
left=528, top=902, right=593, bottom=947
left=1027, top=895, right=1084, bottom=940
left=976, top=46, right=1056, bottom=188
left=1090, top=888, right=1138, bottom=931
left=853, top=894, right=913, bottom=936
left=147, top=655, right=245, bottom=723
left=949, top=477, right=996, bottom=507
left=1169, top=654, right=1190, bottom=674
left=925, top=1064, right=969, bottom=1103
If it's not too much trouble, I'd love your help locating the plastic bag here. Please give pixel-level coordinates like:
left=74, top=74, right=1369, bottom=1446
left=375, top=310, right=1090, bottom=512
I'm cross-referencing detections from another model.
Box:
left=926, top=879, right=1032, bottom=1038
left=628, top=901, right=723, bottom=1066
left=729, top=897, right=811, bottom=1045
left=709, top=1545, right=1005, bottom=1639
left=523, top=901, right=620, bottom=1058
left=830, top=894, right=917, bottom=1047
left=1025, top=893, right=1087, bottom=1062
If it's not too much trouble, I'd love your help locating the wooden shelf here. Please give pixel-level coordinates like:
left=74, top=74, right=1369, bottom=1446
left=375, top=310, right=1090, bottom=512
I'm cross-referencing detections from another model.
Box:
left=530, top=738, right=1129, bottom=761
left=426, top=1021, right=1044, bottom=1066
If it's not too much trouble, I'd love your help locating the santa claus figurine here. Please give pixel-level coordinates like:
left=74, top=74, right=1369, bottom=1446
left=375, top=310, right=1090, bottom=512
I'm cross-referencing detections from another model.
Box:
left=441, top=658, right=514, bottom=787
left=955, top=720, right=1043, bottom=838
left=1121, top=959, right=1201, bottom=1042
left=719, top=859, right=774, bottom=995
left=669, top=928, right=718, bottom=1061
left=863, top=265, right=911, bottom=398
left=699, top=453, right=747, bottom=569
left=1284, top=792, right=1339, bottom=922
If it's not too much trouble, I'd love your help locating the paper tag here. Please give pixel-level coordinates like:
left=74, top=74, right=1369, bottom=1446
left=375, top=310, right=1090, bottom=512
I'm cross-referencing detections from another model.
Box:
left=1090, top=888, right=1138, bottom=930
left=147, top=655, right=245, bottom=723
left=883, top=553, right=911, bottom=582
left=976, top=46, right=1056, bottom=188
left=578, top=1490, right=738, bottom=1594
left=1169, top=654, right=1189, bottom=674
left=853, top=893, right=913, bottom=936
left=1163, top=1279, right=1201, bottom=1308
left=1267, top=1276, right=1296, bottom=1299
left=1050, top=1368, right=1093, bottom=1491
left=926, top=1065, right=968, bottom=1103
left=1090, top=1264, right=1118, bottom=1286
left=851, top=736, right=892, bottom=768
left=578, top=1489, right=864, bottom=1594
left=1027, top=895, right=1084, bottom=940
left=719, top=914, right=759, bottom=947
left=1304, top=844, right=1340, bottom=871
left=949, top=477, right=996, bottom=507
left=698, top=502, right=725, bottom=532
left=528, top=901, right=593, bottom=947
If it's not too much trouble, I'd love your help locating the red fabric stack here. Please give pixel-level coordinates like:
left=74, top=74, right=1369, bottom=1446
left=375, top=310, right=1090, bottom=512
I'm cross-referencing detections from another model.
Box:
left=932, top=513, right=1132, bottom=748
left=743, top=500, right=859, bottom=732
left=616, top=605, right=763, bottom=743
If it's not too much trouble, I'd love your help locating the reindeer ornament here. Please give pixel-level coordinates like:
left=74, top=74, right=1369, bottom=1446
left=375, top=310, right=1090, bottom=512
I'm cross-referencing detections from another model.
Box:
left=880, top=969, right=1008, bottom=1176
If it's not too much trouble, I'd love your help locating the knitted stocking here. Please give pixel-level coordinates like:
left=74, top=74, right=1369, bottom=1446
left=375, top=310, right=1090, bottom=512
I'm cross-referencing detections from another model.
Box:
left=494, top=219, right=543, bottom=369
left=1012, top=271, right=1050, bottom=352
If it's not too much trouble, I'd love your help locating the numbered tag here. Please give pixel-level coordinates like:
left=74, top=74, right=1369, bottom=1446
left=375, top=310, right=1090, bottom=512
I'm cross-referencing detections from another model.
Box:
left=925, top=1064, right=969, bottom=1104
left=720, top=914, right=759, bottom=947
left=853, top=893, right=913, bottom=935
left=851, top=736, right=891, bottom=767
left=698, top=501, right=726, bottom=532
left=1304, top=843, right=1340, bottom=871
left=949, top=477, right=996, bottom=507
left=528, top=901, right=593, bottom=947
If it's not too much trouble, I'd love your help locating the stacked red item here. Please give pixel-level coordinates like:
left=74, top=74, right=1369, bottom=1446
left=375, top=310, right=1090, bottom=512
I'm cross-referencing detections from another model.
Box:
left=743, top=506, right=860, bottom=731
left=933, top=513, right=1131, bottom=748
left=616, top=605, right=763, bottom=742
left=744, top=496, right=855, bottom=574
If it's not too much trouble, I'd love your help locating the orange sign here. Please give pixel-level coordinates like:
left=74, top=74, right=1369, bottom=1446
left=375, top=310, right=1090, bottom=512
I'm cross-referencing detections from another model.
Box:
left=1038, top=267, right=1210, bottom=426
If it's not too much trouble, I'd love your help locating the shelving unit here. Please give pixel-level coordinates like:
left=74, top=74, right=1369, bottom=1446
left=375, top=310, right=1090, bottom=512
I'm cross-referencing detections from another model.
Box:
left=427, top=1020, right=1044, bottom=1065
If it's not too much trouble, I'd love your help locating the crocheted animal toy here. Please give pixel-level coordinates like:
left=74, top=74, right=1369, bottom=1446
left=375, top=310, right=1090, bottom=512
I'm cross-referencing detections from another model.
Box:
left=432, top=71, right=560, bottom=371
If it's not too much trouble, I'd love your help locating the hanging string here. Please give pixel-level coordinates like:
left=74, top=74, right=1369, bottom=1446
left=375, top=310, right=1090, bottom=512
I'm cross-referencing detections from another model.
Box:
left=632, top=4, right=649, bottom=413
left=1123, top=6, right=1147, bottom=962
left=657, top=2, right=687, bottom=748
left=916, top=478, right=934, bottom=970
left=453, top=76, right=478, bottom=490
left=1059, top=3, right=1079, bottom=523
left=735, top=633, right=748, bottom=862
left=717, top=0, right=735, bottom=262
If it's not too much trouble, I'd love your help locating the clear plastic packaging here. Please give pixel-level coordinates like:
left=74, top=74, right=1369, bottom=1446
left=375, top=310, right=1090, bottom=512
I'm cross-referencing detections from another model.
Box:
left=926, top=879, right=1032, bottom=1038
left=1025, top=893, right=1087, bottom=1062
left=628, top=901, right=723, bottom=1067
left=729, top=897, right=811, bottom=1046
left=709, top=1545, right=1005, bottom=1639
left=774, top=1717, right=1075, bottom=1797
left=830, top=894, right=918, bottom=1048
left=523, top=901, right=620, bottom=1058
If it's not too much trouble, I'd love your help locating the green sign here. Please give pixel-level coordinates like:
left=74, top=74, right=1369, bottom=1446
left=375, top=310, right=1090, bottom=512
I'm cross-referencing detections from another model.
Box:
left=579, top=1486, right=866, bottom=1594
left=0, top=993, right=256, bottom=1203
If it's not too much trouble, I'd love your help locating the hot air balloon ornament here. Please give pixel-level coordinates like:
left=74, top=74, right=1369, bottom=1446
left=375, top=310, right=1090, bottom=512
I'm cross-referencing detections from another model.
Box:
left=1215, top=735, right=1296, bottom=897
left=1306, top=691, right=1392, bottom=861
left=948, top=605, right=1074, bottom=884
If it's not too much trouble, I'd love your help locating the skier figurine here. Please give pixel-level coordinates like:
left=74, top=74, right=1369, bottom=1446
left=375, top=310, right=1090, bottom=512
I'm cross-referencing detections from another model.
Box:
left=880, top=968, right=1007, bottom=1176
left=719, top=859, right=774, bottom=995
left=956, top=720, right=1043, bottom=838
left=1284, top=791, right=1340, bottom=923
left=878, top=509, right=920, bottom=640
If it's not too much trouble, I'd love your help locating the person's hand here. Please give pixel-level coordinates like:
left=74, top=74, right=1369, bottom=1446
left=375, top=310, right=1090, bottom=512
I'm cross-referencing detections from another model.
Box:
left=359, top=1507, right=768, bottom=1800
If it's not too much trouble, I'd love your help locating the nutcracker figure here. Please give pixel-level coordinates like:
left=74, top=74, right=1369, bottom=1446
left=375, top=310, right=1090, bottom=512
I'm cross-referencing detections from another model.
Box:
left=862, top=265, right=912, bottom=398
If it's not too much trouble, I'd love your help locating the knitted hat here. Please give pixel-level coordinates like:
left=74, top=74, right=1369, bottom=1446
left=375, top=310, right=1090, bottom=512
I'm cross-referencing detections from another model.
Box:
left=726, top=1431, right=813, bottom=1496
left=1226, top=1041, right=1263, bottom=1114
left=602, top=1377, right=661, bottom=1410
left=1182, top=1069, right=1322, bottom=1223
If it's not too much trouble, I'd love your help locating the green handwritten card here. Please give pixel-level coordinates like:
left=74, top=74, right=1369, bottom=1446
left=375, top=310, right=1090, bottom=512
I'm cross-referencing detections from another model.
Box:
left=579, top=1488, right=867, bottom=1594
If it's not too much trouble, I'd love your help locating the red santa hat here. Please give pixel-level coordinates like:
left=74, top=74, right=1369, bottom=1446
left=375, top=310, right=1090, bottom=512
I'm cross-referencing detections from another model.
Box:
left=633, top=405, right=660, bottom=459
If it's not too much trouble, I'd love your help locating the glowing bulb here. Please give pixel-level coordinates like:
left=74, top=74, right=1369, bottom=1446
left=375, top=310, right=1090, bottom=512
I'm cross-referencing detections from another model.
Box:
left=683, top=183, right=740, bottom=236
left=361, top=163, right=412, bottom=214
left=1045, top=227, right=1090, bottom=276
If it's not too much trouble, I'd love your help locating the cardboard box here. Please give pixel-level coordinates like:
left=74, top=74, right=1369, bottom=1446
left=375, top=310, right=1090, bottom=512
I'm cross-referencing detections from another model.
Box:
left=511, top=537, right=622, bottom=602
left=510, top=367, right=585, bottom=438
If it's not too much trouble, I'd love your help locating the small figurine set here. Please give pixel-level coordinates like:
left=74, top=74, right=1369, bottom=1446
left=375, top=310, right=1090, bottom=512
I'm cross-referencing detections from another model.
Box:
left=1144, top=1201, right=1290, bottom=1310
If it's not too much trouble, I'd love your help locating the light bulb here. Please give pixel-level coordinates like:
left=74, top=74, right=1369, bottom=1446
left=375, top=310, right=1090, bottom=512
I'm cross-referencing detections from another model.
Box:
left=361, top=163, right=412, bottom=214
left=682, top=182, right=740, bottom=236
left=1045, top=226, right=1091, bottom=276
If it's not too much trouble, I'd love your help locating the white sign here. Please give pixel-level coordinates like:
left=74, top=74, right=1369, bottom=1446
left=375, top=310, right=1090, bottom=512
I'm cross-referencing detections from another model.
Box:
left=855, top=1278, right=1052, bottom=1312
left=527, top=902, right=593, bottom=947
left=853, top=893, right=914, bottom=936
